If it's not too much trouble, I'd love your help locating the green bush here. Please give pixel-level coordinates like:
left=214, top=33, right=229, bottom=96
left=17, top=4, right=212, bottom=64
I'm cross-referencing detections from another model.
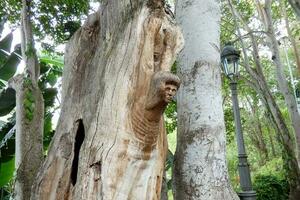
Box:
left=253, top=175, right=289, bottom=200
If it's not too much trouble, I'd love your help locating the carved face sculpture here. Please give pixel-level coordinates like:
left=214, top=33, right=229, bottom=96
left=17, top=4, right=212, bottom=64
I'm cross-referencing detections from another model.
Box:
left=164, top=83, right=177, bottom=103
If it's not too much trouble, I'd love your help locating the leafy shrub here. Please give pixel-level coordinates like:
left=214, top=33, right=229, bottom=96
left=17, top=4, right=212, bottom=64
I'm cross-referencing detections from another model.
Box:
left=253, top=157, right=285, bottom=179
left=253, top=175, right=289, bottom=200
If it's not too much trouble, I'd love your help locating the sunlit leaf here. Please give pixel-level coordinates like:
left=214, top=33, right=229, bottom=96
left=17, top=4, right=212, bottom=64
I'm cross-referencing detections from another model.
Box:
left=43, top=88, right=57, bottom=107
left=0, top=33, right=13, bottom=52
left=0, top=49, right=9, bottom=66
left=40, top=55, right=64, bottom=67
left=0, top=156, right=15, bottom=187
left=0, top=52, right=21, bottom=81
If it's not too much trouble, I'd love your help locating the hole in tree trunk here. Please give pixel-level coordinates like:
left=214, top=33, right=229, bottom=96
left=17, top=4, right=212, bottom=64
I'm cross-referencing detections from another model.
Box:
left=70, top=119, right=85, bottom=186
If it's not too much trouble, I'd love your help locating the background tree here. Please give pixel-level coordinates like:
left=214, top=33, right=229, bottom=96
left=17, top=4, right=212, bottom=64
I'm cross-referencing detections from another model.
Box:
left=0, top=0, right=88, bottom=198
left=7, top=0, right=44, bottom=199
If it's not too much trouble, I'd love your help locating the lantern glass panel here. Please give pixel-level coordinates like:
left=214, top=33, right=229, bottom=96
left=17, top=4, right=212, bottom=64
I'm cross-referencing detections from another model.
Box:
left=222, top=57, right=238, bottom=79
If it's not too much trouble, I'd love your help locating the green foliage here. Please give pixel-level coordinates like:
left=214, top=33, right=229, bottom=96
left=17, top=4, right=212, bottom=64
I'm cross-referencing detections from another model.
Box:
left=0, top=1, right=22, bottom=27
left=33, top=0, right=89, bottom=42
left=0, top=33, right=20, bottom=117
left=235, top=0, right=255, bottom=23
left=0, top=48, right=21, bottom=81
left=0, top=88, right=15, bottom=117
left=221, top=1, right=236, bottom=44
left=0, top=179, right=14, bottom=200
left=224, top=106, right=235, bottom=144
left=0, top=117, right=14, bottom=148
left=40, top=54, right=64, bottom=68
left=165, top=101, right=177, bottom=135
left=0, top=33, right=13, bottom=53
left=24, top=87, right=35, bottom=122
left=0, top=33, right=21, bottom=82
left=43, top=112, right=55, bottom=149
left=226, top=142, right=239, bottom=190
left=43, top=88, right=58, bottom=108
left=0, top=1, right=89, bottom=43
left=254, top=158, right=285, bottom=178
left=0, top=157, right=14, bottom=188
left=253, top=175, right=289, bottom=200
left=0, top=116, right=15, bottom=188
left=166, top=150, right=174, bottom=171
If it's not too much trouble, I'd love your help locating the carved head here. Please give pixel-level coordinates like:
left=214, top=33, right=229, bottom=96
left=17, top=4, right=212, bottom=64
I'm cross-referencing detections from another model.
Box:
left=146, top=71, right=180, bottom=110
left=164, top=82, right=178, bottom=103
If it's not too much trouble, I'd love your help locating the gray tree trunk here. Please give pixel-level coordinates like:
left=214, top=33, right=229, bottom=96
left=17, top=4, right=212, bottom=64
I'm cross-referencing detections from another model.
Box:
left=172, top=0, right=239, bottom=199
left=9, top=1, right=44, bottom=199
left=31, top=1, right=184, bottom=199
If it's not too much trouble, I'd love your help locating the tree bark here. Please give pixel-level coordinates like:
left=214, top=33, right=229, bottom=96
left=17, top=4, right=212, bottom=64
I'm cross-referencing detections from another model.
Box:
left=173, top=0, right=239, bottom=199
left=31, top=1, right=184, bottom=199
left=9, top=0, right=44, bottom=199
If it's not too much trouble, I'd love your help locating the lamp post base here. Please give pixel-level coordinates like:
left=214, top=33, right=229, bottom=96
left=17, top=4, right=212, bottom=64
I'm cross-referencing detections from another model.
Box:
left=238, top=191, right=256, bottom=200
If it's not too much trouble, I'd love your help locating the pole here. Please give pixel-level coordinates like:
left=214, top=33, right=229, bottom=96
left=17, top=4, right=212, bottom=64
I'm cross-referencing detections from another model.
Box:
left=230, top=81, right=256, bottom=200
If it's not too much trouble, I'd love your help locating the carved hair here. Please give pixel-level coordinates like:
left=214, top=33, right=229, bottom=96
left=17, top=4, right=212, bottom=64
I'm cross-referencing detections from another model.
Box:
left=145, top=71, right=180, bottom=110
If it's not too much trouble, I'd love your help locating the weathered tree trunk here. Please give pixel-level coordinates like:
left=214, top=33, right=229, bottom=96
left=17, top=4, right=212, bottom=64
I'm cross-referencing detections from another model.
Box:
left=31, top=1, right=183, bottom=199
left=9, top=1, right=44, bottom=199
left=173, top=0, right=239, bottom=199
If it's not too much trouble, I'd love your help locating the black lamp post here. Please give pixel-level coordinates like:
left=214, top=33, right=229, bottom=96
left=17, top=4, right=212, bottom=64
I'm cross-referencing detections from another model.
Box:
left=221, top=43, right=256, bottom=200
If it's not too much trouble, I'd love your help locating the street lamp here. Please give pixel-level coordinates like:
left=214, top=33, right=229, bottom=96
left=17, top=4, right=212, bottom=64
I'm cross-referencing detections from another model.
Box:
left=296, top=88, right=300, bottom=113
left=221, top=43, right=256, bottom=200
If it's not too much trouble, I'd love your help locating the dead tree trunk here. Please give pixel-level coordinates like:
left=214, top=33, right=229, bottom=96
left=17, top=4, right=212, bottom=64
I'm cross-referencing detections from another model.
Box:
left=31, top=1, right=183, bottom=199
